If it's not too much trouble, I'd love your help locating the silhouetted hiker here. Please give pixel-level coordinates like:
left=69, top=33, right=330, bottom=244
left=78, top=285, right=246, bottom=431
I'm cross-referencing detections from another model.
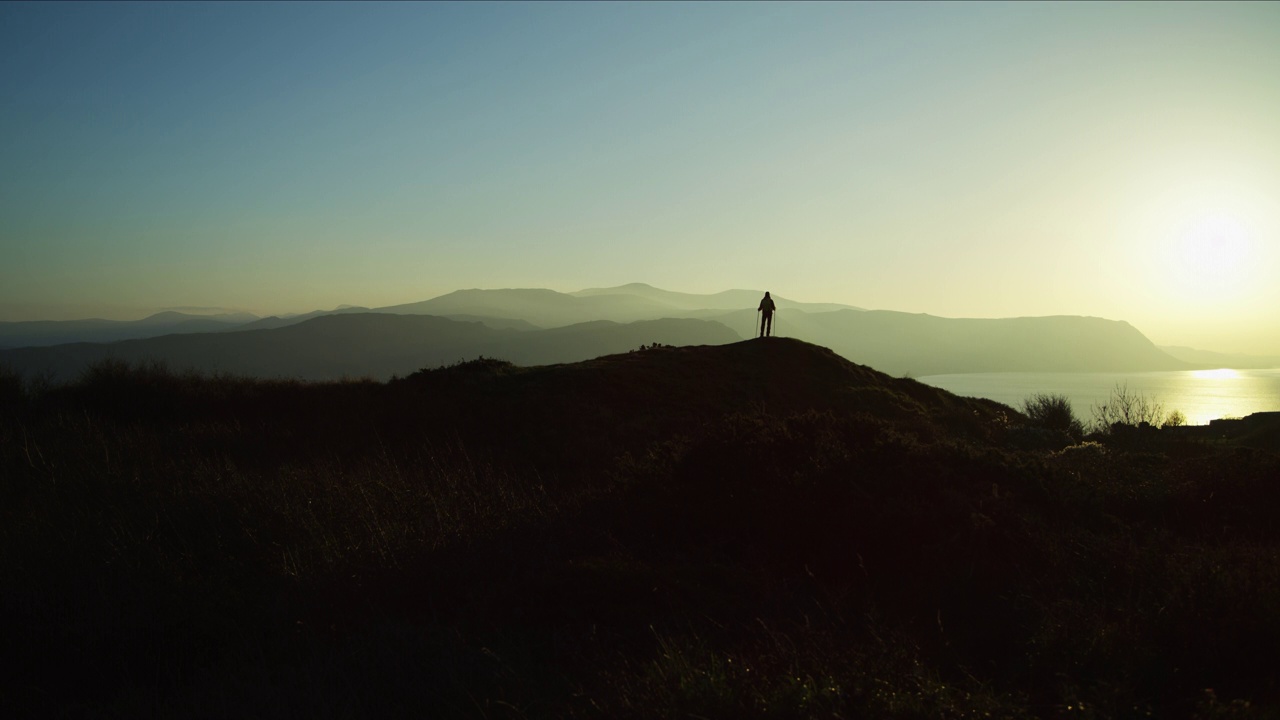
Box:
left=757, top=291, right=776, bottom=337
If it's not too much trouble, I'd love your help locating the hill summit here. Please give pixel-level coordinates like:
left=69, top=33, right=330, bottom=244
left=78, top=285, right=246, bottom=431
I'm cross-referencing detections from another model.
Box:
left=391, top=337, right=1012, bottom=473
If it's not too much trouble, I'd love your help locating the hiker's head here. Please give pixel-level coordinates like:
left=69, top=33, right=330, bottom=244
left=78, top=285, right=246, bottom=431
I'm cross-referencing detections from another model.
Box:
left=764, top=291, right=771, bottom=297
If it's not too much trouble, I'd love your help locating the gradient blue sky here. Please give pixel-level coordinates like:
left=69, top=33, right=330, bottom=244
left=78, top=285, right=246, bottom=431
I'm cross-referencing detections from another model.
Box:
left=3, top=2, right=1279, bottom=354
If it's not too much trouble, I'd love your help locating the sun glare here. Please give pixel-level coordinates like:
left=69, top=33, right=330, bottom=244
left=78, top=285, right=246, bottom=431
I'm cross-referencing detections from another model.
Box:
left=1153, top=210, right=1258, bottom=309
left=1179, top=213, right=1251, bottom=285
left=1190, top=368, right=1241, bottom=380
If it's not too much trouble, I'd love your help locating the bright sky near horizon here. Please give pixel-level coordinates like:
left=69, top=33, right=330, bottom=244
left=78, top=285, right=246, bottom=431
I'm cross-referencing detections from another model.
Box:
left=3, top=2, right=1279, bottom=354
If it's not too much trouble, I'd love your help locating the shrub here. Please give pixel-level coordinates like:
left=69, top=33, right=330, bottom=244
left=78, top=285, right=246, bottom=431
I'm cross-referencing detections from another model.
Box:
left=0, top=364, right=23, bottom=407
left=406, top=356, right=517, bottom=380
left=1023, top=393, right=1084, bottom=441
left=1090, top=383, right=1165, bottom=432
left=0, top=366, right=54, bottom=410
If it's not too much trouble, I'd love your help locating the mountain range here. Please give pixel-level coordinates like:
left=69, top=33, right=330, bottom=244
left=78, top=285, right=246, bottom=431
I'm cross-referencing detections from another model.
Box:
left=0, top=311, right=257, bottom=349
left=2, top=283, right=1274, bottom=381
left=0, top=314, right=741, bottom=382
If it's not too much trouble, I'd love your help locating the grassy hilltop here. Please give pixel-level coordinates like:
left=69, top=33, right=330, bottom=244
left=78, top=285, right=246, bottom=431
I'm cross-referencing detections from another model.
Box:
left=3, top=338, right=1279, bottom=718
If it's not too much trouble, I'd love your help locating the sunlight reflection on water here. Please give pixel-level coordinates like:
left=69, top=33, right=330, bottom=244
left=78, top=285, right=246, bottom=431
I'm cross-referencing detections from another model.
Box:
left=1189, top=368, right=1241, bottom=380
left=918, top=369, right=1280, bottom=426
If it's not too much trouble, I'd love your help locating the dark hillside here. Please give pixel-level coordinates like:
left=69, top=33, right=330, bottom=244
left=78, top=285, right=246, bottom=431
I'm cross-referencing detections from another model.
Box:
left=391, top=338, right=1012, bottom=476
left=3, top=339, right=1278, bottom=718
left=405, top=336, right=1009, bottom=426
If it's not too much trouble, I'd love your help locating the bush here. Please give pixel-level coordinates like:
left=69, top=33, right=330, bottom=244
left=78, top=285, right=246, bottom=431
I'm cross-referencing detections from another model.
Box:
left=1090, top=383, right=1166, bottom=433
left=1023, top=393, right=1084, bottom=441
left=0, top=364, right=23, bottom=407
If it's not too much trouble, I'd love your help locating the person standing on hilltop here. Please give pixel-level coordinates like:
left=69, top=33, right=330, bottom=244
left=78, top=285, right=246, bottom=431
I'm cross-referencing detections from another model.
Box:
left=757, top=291, right=776, bottom=338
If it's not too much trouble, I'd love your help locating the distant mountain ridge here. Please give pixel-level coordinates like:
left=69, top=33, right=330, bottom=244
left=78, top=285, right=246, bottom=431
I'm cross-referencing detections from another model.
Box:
left=1159, top=345, right=1280, bottom=370
left=374, top=285, right=859, bottom=328
left=0, top=283, right=1222, bottom=378
left=0, top=311, right=258, bottom=349
left=570, top=283, right=860, bottom=313
left=0, top=314, right=742, bottom=382
left=690, top=308, right=1189, bottom=376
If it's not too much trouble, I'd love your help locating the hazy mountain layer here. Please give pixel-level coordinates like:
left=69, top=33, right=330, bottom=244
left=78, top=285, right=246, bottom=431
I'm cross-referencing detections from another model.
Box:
left=570, top=282, right=860, bottom=313
left=376, top=287, right=684, bottom=327
left=228, top=306, right=372, bottom=332
left=1, top=284, right=1204, bottom=376
left=371, top=286, right=1191, bottom=374
left=560, top=305, right=1191, bottom=376
left=0, top=311, right=257, bottom=349
left=376, top=285, right=857, bottom=328
left=706, top=309, right=1191, bottom=376
left=1159, top=345, right=1280, bottom=369
left=0, top=314, right=742, bottom=382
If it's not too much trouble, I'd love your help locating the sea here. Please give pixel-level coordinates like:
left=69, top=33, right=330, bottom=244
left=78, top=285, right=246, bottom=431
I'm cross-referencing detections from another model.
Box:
left=917, top=369, right=1280, bottom=427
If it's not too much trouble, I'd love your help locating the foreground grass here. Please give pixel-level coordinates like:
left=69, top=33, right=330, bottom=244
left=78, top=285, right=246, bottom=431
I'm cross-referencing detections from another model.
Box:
left=2, top=349, right=1279, bottom=718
